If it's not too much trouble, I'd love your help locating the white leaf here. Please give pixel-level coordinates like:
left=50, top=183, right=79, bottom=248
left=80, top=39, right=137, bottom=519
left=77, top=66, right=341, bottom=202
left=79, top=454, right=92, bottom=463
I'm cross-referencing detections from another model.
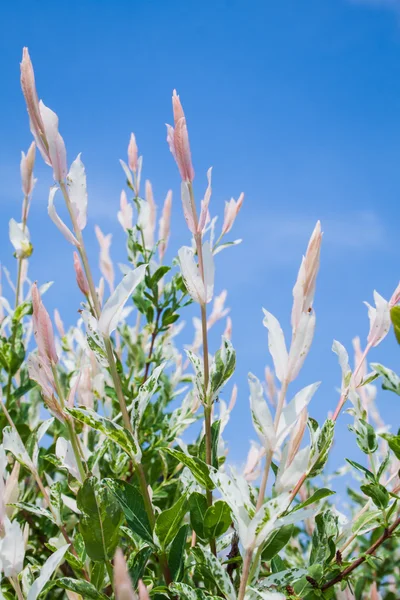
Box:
left=178, top=246, right=206, bottom=304
left=61, top=494, right=81, bottom=514
left=276, top=382, right=320, bottom=446
left=67, top=154, right=87, bottom=230
left=3, top=426, right=34, bottom=470
left=181, top=181, right=196, bottom=234
left=249, top=373, right=276, bottom=451
left=119, top=159, right=133, bottom=186
left=262, top=309, right=288, bottom=383
left=9, top=219, right=31, bottom=258
left=48, top=187, right=80, bottom=247
left=27, top=544, right=69, bottom=600
left=98, top=264, right=147, bottom=336
left=275, top=445, right=310, bottom=494
left=210, top=469, right=253, bottom=548
left=32, top=418, right=54, bottom=468
left=287, top=310, right=315, bottom=382
left=332, top=340, right=351, bottom=390
left=56, top=438, right=82, bottom=483
left=0, top=518, right=25, bottom=577
left=366, top=291, right=390, bottom=348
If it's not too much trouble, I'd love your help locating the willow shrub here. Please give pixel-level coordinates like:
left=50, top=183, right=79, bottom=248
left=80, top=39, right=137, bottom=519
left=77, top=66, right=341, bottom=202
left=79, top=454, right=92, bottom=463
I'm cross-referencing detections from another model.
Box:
left=0, top=48, right=400, bottom=600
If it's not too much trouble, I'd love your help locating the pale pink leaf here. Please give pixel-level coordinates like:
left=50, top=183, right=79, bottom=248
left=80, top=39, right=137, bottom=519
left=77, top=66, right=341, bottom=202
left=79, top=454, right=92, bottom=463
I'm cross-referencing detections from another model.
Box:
left=262, top=309, right=288, bottom=383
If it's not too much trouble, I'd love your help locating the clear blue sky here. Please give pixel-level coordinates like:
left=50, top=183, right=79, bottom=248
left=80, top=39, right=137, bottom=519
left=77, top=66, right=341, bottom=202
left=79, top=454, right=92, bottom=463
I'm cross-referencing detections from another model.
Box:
left=1, top=0, right=400, bottom=473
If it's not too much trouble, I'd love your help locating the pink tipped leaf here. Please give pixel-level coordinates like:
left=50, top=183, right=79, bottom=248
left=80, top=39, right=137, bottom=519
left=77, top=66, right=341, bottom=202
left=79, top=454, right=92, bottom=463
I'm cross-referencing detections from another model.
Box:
left=31, top=282, right=58, bottom=365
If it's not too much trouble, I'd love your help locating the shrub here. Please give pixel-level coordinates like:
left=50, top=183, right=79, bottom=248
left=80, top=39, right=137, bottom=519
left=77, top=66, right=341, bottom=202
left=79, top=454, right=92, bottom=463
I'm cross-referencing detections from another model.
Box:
left=0, top=48, right=399, bottom=600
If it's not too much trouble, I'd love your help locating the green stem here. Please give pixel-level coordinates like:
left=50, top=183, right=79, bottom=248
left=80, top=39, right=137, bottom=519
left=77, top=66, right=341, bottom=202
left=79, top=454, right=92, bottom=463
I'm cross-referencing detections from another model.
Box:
left=51, top=365, right=87, bottom=482
left=104, top=336, right=131, bottom=431
left=59, top=181, right=132, bottom=434
left=189, top=180, right=215, bottom=555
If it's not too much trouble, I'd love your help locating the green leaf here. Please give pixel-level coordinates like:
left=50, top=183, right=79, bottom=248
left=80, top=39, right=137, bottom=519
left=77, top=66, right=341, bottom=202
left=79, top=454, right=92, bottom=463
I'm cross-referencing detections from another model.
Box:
left=309, top=511, right=338, bottom=566
left=348, top=419, right=378, bottom=454
left=50, top=578, right=108, bottom=599
left=105, top=479, right=154, bottom=546
left=77, top=477, right=123, bottom=562
left=66, top=407, right=139, bottom=458
left=170, top=582, right=205, bottom=600
left=261, top=525, right=294, bottom=561
left=128, top=545, right=153, bottom=587
left=360, top=483, right=390, bottom=510
left=308, top=419, right=335, bottom=478
left=371, top=363, right=400, bottom=395
left=380, top=433, right=400, bottom=460
left=155, top=492, right=189, bottom=549
left=91, top=562, right=105, bottom=591
left=168, top=524, right=189, bottom=581
left=192, top=546, right=236, bottom=600
left=292, top=488, right=336, bottom=512
left=151, top=266, right=171, bottom=287
left=209, top=338, right=236, bottom=401
left=204, top=501, right=231, bottom=539
left=10, top=502, right=55, bottom=524
left=189, top=492, right=208, bottom=540
left=165, top=448, right=215, bottom=490
left=13, top=300, right=32, bottom=323
left=390, top=305, right=400, bottom=345
left=346, top=459, right=375, bottom=482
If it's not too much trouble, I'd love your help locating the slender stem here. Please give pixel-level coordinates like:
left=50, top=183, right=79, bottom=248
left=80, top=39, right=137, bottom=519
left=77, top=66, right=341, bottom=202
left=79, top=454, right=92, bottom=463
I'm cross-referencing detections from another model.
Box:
left=321, top=515, right=400, bottom=591
left=189, top=180, right=215, bottom=554
left=51, top=365, right=87, bottom=482
left=66, top=419, right=87, bottom=482
left=239, top=379, right=289, bottom=600
left=238, top=549, right=253, bottom=600
left=59, top=181, right=170, bottom=585
left=104, top=336, right=131, bottom=431
left=59, top=181, right=132, bottom=434
left=0, top=400, right=89, bottom=578
left=142, top=308, right=161, bottom=384
left=287, top=472, right=307, bottom=505
left=257, top=379, right=289, bottom=511
left=289, top=345, right=373, bottom=509
left=11, top=577, right=24, bottom=600
left=15, top=194, right=29, bottom=308
left=4, top=199, right=30, bottom=409
left=332, top=344, right=371, bottom=422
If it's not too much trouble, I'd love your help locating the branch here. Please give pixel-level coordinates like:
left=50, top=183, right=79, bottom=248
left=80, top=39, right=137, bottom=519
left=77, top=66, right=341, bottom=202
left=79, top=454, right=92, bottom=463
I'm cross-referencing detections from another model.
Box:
left=321, top=515, right=400, bottom=591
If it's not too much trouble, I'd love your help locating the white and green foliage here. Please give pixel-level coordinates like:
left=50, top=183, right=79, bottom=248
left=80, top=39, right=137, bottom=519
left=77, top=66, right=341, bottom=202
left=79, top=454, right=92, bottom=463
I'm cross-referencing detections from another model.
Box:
left=1, top=50, right=400, bottom=600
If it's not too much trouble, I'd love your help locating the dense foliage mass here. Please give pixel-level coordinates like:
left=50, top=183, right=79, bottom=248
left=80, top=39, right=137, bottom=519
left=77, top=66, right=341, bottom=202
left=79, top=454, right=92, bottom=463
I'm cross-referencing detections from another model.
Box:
left=1, top=48, right=400, bottom=600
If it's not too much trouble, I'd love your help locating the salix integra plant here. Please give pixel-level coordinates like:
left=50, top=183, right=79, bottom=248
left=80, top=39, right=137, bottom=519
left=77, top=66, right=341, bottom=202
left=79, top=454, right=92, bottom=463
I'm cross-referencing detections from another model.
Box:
left=0, top=48, right=400, bottom=600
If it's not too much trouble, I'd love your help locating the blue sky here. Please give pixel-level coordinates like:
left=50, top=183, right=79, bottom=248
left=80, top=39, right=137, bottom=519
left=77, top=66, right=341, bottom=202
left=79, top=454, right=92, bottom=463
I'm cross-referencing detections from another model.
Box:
left=1, top=0, right=400, bottom=475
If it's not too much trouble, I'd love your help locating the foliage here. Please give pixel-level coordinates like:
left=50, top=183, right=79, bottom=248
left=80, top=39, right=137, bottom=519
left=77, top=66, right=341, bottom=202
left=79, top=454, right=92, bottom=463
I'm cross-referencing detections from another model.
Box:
left=1, top=48, right=400, bottom=600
